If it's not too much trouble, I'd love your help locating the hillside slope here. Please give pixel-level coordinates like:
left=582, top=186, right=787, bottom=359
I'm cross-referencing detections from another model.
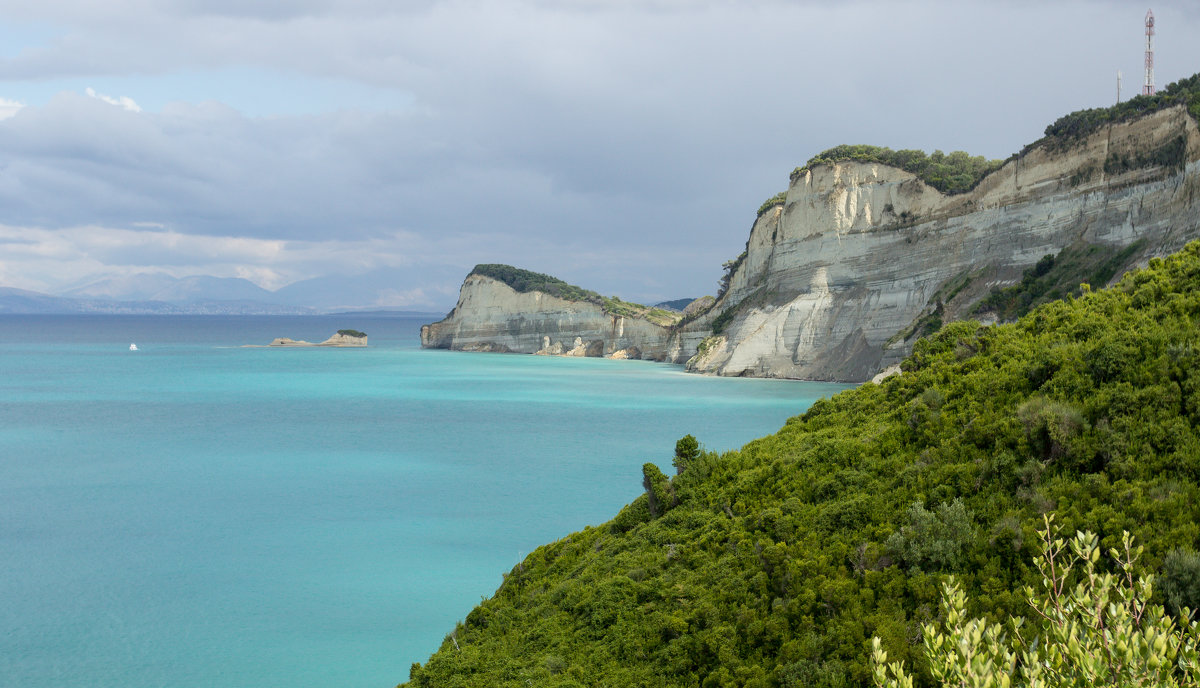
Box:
left=406, top=241, right=1200, bottom=688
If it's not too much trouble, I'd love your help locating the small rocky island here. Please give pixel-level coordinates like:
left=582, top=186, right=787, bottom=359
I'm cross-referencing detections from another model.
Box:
left=250, top=329, right=368, bottom=347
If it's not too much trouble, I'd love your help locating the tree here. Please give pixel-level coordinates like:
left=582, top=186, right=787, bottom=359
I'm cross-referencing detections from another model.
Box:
left=673, top=435, right=701, bottom=475
left=641, top=463, right=673, bottom=518
left=872, top=515, right=1200, bottom=688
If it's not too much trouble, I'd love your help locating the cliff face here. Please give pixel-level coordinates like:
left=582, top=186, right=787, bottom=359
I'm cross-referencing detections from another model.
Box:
left=420, top=275, right=674, bottom=358
left=423, top=106, right=1200, bottom=381
left=690, top=105, right=1200, bottom=381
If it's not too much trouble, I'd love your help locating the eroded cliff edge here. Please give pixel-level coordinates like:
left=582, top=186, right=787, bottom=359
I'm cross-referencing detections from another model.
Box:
left=689, top=104, right=1200, bottom=381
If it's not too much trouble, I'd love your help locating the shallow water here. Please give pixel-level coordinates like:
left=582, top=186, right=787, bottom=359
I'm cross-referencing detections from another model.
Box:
left=0, top=315, right=850, bottom=688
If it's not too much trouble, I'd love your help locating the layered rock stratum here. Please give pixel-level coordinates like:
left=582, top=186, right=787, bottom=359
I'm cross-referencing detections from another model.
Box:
left=420, top=274, right=676, bottom=359
left=425, top=101, right=1200, bottom=381
left=695, top=105, right=1200, bottom=380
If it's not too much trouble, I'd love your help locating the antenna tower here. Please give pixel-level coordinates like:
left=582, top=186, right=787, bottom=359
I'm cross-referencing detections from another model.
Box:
left=1143, top=9, right=1155, bottom=96
left=1117, top=70, right=1123, bottom=103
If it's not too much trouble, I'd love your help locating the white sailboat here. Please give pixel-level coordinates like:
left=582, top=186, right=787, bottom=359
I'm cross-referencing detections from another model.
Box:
left=129, top=343, right=138, bottom=351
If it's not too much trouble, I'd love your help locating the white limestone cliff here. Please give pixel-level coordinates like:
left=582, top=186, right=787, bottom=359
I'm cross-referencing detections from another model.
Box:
left=687, top=105, right=1200, bottom=381
left=420, top=275, right=674, bottom=358
left=424, top=105, right=1200, bottom=382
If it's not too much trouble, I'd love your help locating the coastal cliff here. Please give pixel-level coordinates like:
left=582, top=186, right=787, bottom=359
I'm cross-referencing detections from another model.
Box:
left=691, top=103, right=1200, bottom=380
left=425, top=78, right=1200, bottom=381
left=421, top=268, right=679, bottom=359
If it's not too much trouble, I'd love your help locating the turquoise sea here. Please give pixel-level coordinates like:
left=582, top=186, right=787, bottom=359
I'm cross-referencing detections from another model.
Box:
left=0, top=315, right=850, bottom=688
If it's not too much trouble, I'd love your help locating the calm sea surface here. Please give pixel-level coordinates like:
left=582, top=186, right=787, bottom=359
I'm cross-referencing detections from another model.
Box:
left=0, top=315, right=850, bottom=688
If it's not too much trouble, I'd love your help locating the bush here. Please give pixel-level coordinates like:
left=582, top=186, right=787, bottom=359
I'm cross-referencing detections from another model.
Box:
left=885, top=500, right=975, bottom=572
left=641, top=463, right=674, bottom=518
left=1161, top=548, right=1200, bottom=618
left=756, top=191, right=787, bottom=218
left=1017, top=397, right=1085, bottom=462
left=792, top=145, right=1005, bottom=195
left=873, top=518, right=1200, bottom=688
left=673, top=435, right=701, bottom=475
left=1040, top=70, right=1200, bottom=151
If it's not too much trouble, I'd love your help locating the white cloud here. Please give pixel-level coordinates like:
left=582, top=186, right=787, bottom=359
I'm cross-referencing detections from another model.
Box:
left=0, top=1, right=1198, bottom=306
left=85, top=87, right=142, bottom=112
left=0, top=98, right=25, bottom=120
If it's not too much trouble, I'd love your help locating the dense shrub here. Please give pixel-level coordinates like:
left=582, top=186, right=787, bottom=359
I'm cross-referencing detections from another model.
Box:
left=792, top=145, right=1005, bottom=195
left=973, top=240, right=1146, bottom=321
left=757, top=191, right=787, bottom=218
left=1040, top=71, right=1200, bottom=151
left=407, top=243, right=1200, bottom=687
left=1161, top=548, right=1200, bottom=618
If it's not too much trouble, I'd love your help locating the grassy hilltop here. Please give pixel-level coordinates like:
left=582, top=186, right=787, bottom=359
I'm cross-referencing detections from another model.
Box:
left=407, top=242, right=1200, bottom=688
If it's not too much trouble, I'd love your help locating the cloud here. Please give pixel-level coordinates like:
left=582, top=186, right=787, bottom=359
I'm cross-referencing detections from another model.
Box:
left=0, top=0, right=1198, bottom=307
left=85, top=87, right=141, bottom=112
left=0, top=98, right=24, bottom=119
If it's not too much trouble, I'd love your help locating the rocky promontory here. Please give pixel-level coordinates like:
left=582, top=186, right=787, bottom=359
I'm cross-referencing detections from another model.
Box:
left=420, top=265, right=682, bottom=359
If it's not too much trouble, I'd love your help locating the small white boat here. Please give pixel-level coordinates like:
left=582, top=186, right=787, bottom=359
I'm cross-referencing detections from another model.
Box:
left=129, top=343, right=138, bottom=351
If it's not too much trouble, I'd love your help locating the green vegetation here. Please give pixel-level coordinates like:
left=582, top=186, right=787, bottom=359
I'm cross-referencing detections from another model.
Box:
left=1040, top=71, right=1200, bottom=152
left=471, top=263, right=602, bottom=303
left=757, top=191, right=787, bottom=218
left=710, top=305, right=736, bottom=335
left=469, top=264, right=681, bottom=326
left=674, top=435, right=701, bottom=476
left=792, top=145, right=1006, bottom=195
left=406, top=242, right=1200, bottom=688
left=686, top=335, right=722, bottom=368
left=717, top=251, right=747, bottom=299
left=1104, top=134, right=1188, bottom=175
left=336, top=329, right=367, bottom=338
left=874, top=519, right=1200, bottom=688
left=974, top=240, right=1146, bottom=322
left=655, top=299, right=698, bottom=312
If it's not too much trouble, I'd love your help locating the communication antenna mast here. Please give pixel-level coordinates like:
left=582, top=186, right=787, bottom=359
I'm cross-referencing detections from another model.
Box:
left=1143, top=9, right=1155, bottom=96
left=1117, top=70, right=1123, bottom=103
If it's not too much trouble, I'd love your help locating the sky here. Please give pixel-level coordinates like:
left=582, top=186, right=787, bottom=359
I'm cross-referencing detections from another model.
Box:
left=0, top=0, right=1198, bottom=311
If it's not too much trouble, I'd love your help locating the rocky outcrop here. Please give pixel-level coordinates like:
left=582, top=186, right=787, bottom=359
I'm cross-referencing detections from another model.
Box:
left=421, top=275, right=674, bottom=358
left=686, top=105, right=1200, bottom=381
left=258, top=332, right=367, bottom=347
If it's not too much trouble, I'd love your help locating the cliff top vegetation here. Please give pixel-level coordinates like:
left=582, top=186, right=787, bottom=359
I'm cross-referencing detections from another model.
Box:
left=1038, top=70, right=1200, bottom=152
left=410, top=242, right=1200, bottom=688
left=469, top=264, right=681, bottom=326
left=756, top=191, right=787, bottom=218
left=336, top=329, right=367, bottom=338
left=791, top=145, right=1007, bottom=195
left=780, top=70, right=1200, bottom=200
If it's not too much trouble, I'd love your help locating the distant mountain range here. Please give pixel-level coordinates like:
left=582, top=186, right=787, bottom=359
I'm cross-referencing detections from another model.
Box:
left=2, top=268, right=462, bottom=315
left=63, top=274, right=277, bottom=303
left=0, top=286, right=314, bottom=315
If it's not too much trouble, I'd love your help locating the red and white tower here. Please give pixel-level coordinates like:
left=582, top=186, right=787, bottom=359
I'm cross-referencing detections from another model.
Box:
left=1143, top=9, right=1156, bottom=96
